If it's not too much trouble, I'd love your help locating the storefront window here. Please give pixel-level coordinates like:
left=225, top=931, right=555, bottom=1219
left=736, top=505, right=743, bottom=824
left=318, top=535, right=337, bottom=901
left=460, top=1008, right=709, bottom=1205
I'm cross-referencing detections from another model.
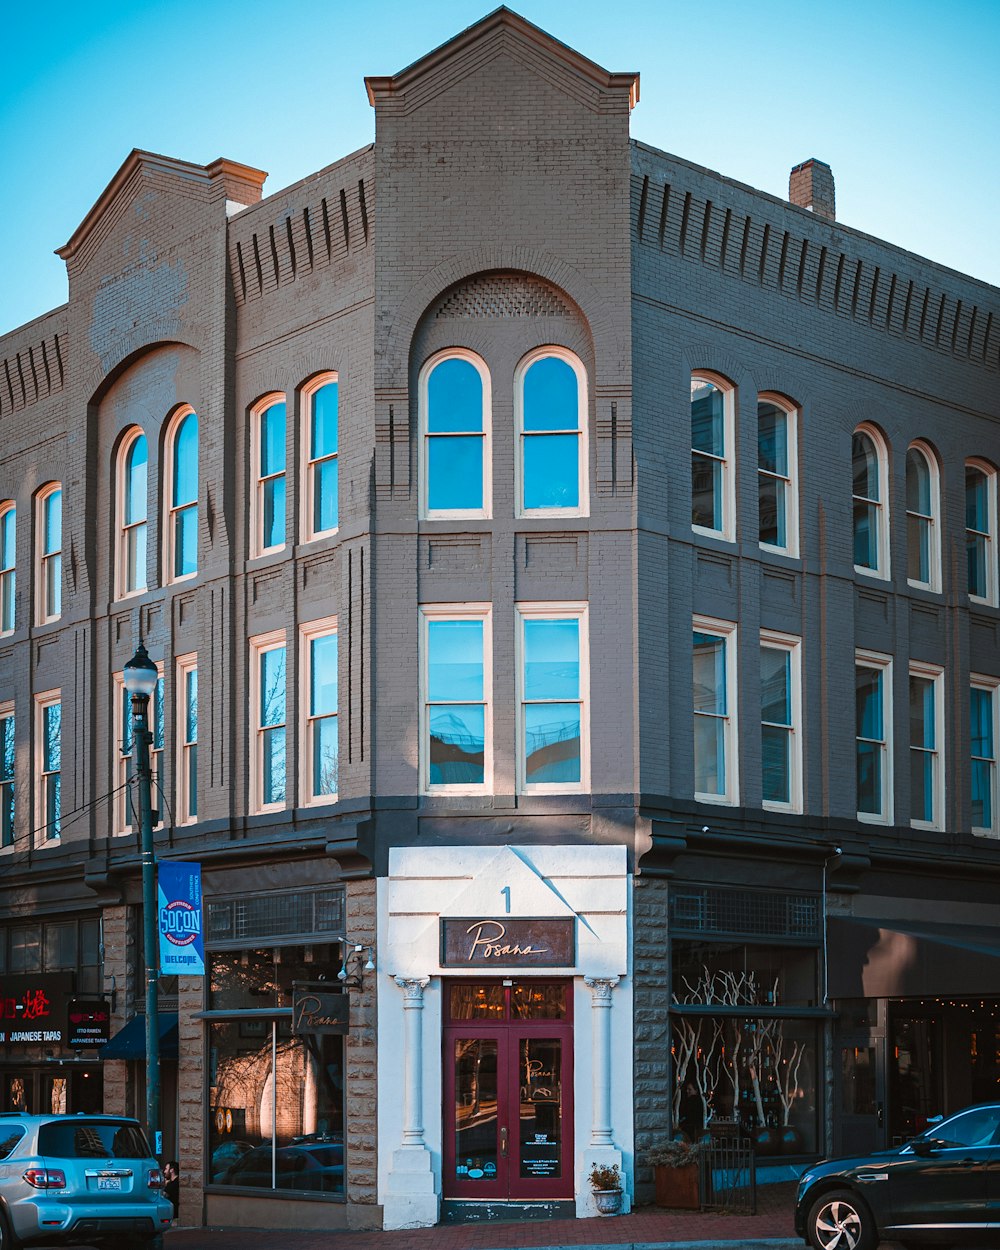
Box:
left=671, top=940, right=820, bottom=1154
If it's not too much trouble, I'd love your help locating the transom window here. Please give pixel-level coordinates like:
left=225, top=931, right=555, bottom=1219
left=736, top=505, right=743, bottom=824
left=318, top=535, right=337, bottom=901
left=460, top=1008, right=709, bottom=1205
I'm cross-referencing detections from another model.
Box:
left=421, top=607, right=490, bottom=792
left=252, top=633, right=286, bottom=812
left=852, top=426, right=889, bottom=577
left=693, top=617, right=738, bottom=804
left=166, top=408, right=198, bottom=581
left=691, top=375, right=735, bottom=540
left=0, top=504, right=14, bottom=634
left=517, top=349, right=587, bottom=516
left=252, top=397, right=286, bottom=555
left=517, top=606, right=587, bottom=791
left=117, top=429, right=148, bottom=597
left=303, top=374, right=338, bottom=541
left=421, top=352, right=490, bottom=517
left=971, top=678, right=999, bottom=835
left=36, top=485, right=62, bottom=624
left=856, top=652, right=892, bottom=823
left=758, top=397, right=798, bottom=555
left=966, top=461, right=997, bottom=605
left=905, top=443, right=940, bottom=592
left=302, top=620, right=338, bottom=804
left=909, top=663, right=943, bottom=829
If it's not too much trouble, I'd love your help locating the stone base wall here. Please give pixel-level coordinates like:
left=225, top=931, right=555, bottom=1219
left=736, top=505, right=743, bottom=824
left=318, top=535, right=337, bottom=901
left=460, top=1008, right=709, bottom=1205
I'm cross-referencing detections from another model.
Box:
left=632, top=876, right=671, bottom=1202
left=345, top=877, right=378, bottom=1217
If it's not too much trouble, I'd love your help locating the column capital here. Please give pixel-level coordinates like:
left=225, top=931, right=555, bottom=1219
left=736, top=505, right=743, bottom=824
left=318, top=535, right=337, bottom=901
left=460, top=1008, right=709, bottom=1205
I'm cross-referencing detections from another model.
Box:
left=394, top=975, right=430, bottom=1006
left=584, top=975, right=620, bottom=1004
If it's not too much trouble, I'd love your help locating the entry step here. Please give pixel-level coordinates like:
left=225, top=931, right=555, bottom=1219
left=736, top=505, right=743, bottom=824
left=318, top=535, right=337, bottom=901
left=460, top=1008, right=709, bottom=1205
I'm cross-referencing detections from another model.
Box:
left=442, top=1199, right=576, bottom=1224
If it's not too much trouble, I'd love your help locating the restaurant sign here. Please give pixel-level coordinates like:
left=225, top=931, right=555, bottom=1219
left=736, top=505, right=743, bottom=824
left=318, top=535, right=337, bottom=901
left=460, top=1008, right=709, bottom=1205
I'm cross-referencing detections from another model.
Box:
left=291, top=987, right=350, bottom=1036
left=441, top=918, right=575, bottom=968
left=66, top=1000, right=111, bottom=1049
left=0, top=973, right=74, bottom=1046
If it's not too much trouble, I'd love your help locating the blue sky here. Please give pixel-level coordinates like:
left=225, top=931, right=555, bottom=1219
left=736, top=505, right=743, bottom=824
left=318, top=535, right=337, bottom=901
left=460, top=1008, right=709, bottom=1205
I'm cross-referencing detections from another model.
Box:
left=2, top=0, right=998, bottom=335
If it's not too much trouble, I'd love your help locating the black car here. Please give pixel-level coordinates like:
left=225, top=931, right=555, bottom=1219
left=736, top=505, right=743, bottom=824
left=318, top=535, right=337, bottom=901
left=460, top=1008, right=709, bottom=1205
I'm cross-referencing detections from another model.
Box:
left=795, top=1103, right=1000, bottom=1250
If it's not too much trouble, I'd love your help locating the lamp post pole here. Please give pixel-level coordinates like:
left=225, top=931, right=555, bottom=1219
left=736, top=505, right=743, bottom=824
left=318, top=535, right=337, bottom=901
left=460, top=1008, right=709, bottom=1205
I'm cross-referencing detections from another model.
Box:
left=124, top=644, right=161, bottom=1157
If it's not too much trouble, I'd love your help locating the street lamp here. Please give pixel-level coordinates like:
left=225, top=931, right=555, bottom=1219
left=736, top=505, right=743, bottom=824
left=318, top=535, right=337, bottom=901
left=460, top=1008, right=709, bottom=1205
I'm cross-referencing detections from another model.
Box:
left=123, top=642, right=161, bottom=1156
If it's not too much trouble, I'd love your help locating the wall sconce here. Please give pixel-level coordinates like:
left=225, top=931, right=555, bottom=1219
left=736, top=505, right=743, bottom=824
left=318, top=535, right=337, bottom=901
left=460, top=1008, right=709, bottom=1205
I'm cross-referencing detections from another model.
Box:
left=337, top=943, right=376, bottom=990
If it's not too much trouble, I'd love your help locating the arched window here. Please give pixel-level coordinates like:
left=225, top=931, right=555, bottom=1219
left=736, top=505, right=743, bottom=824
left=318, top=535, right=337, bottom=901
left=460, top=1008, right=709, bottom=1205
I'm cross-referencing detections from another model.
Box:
left=905, top=442, right=940, bottom=591
left=758, top=395, right=798, bottom=555
left=117, top=429, right=148, bottom=597
left=251, top=395, right=286, bottom=556
left=165, top=408, right=198, bottom=581
left=36, top=484, right=62, bottom=624
left=516, top=348, right=587, bottom=516
left=852, top=426, right=889, bottom=577
left=420, top=351, right=490, bottom=518
left=966, top=460, right=998, bottom=605
left=302, top=373, right=338, bottom=542
left=0, top=503, right=14, bottom=634
left=692, top=373, right=735, bottom=540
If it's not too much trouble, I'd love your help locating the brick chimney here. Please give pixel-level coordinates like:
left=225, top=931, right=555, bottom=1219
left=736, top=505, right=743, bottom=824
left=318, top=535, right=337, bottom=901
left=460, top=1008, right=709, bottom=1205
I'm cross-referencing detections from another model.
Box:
left=789, top=158, right=835, bottom=221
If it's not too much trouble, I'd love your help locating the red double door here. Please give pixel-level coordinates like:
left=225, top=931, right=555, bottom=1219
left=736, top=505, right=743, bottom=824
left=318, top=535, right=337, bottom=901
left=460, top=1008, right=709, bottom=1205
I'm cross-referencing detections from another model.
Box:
left=443, top=980, right=574, bottom=1201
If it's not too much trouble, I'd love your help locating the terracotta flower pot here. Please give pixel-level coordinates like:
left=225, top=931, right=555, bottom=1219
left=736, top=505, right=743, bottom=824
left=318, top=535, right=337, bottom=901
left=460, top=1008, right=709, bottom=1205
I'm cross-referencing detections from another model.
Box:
left=654, top=1162, right=700, bottom=1210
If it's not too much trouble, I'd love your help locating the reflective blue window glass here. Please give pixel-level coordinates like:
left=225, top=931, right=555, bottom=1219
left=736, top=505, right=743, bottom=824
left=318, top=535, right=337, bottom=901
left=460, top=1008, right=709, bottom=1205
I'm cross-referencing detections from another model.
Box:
left=1, top=712, right=14, bottom=847
left=521, top=616, right=583, bottom=789
left=308, top=631, right=338, bottom=799
left=173, top=414, right=198, bottom=508
left=523, top=620, right=579, bottom=701
left=259, top=645, right=286, bottom=806
left=1, top=507, right=15, bottom=633
left=429, top=621, right=484, bottom=702
left=524, top=703, right=581, bottom=784
left=311, top=384, right=338, bottom=459
left=523, top=434, right=579, bottom=510
left=426, top=618, right=486, bottom=787
left=521, top=356, right=581, bottom=512
left=523, top=357, right=577, bottom=433
left=971, top=687, right=995, bottom=829
left=125, top=436, right=148, bottom=526
left=428, top=359, right=483, bottom=433
left=259, top=402, right=286, bottom=551
left=428, top=437, right=483, bottom=512
left=426, top=358, right=485, bottom=513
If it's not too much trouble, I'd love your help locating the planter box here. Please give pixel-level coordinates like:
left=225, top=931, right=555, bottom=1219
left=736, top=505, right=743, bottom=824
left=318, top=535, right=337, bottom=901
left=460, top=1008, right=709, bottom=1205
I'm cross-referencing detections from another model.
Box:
left=654, top=1162, right=700, bottom=1210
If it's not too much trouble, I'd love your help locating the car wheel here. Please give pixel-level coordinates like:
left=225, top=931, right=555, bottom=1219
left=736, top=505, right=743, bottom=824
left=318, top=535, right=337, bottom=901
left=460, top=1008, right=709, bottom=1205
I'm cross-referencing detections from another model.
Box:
left=806, top=1188, right=877, bottom=1250
left=0, top=1210, right=22, bottom=1250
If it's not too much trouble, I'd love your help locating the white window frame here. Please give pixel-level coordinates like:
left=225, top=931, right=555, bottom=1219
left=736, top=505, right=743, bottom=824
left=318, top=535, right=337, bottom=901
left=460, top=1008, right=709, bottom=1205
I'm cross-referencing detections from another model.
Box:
left=514, top=347, right=589, bottom=520
left=115, top=427, right=149, bottom=600
left=909, top=661, right=944, bottom=831
left=760, top=630, right=802, bottom=813
left=250, top=393, right=287, bottom=558
left=691, top=372, right=736, bottom=543
left=177, top=653, right=198, bottom=826
left=114, top=668, right=164, bottom=835
left=970, top=674, right=999, bottom=837
left=966, top=459, right=997, bottom=607
left=852, top=424, right=891, bottom=580
left=35, top=689, right=61, bottom=846
left=35, top=483, right=62, bottom=625
left=419, top=350, right=492, bottom=521
left=163, top=405, right=198, bottom=585
left=905, top=441, right=941, bottom=593
left=251, top=630, right=287, bottom=814
left=757, top=394, right=799, bottom=558
left=516, top=602, right=589, bottom=794
left=855, top=650, right=893, bottom=824
left=300, top=372, right=339, bottom=543
left=419, top=604, right=492, bottom=796
left=0, top=700, right=14, bottom=851
left=300, top=617, right=339, bottom=807
left=692, top=615, right=739, bottom=805
left=0, top=502, right=15, bottom=635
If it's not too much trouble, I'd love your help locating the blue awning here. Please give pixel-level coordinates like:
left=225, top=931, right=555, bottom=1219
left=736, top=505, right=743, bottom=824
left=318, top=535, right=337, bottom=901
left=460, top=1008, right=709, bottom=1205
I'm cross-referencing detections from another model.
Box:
left=99, top=1013, right=178, bottom=1060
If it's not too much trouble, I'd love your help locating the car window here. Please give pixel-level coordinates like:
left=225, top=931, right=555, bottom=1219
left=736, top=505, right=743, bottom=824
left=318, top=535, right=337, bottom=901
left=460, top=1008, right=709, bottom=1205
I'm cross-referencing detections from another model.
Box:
left=0, top=1128, right=24, bottom=1159
left=934, top=1108, right=1000, bottom=1148
left=38, top=1120, right=151, bottom=1159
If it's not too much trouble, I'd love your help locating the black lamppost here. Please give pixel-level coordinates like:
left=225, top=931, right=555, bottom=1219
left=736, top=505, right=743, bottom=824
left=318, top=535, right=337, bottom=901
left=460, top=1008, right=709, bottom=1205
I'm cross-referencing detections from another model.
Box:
left=123, top=642, right=161, bottom=1155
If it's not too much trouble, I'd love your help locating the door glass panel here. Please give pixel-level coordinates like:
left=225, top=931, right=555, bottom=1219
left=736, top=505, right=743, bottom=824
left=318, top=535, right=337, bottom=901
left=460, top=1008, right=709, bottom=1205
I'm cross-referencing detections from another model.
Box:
left=454, top=1038, right=499, bottom=1183
left=519, top=1038, right=562, bottom=1180
left=450, top=984, right=505, bottom=1020
left=841, top=1046, right=876, bottom=1115
left=511, top=983, right=566, bottom=1020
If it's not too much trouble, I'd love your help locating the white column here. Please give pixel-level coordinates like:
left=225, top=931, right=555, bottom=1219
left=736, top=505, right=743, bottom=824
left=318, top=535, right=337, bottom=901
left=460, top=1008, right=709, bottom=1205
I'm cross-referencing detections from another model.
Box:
left=383, top=975, right=439, bottom=1230
left=584, top=975, right=619, bottom=1146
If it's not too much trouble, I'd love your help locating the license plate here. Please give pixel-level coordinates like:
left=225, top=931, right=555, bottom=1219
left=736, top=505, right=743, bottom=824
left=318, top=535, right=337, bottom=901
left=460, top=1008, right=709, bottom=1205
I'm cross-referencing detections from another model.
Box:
left=97, top=1177, right=122, bottom=1191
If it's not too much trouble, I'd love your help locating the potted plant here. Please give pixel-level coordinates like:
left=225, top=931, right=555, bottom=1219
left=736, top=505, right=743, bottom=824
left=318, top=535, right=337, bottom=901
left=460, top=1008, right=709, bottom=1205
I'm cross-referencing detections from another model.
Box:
left=646, top=1139, right=701, bottom=1210
left=588, top=1162, right=623, bottom=1215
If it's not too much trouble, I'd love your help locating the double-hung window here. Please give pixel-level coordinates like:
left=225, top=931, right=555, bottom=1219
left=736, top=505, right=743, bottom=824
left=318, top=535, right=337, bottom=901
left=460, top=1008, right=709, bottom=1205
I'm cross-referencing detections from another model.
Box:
left=117, top=429, right=148, bottom=597
left=301, top=620, right=338, bottom=804
left=0, top=504, right=14, bottom=633
left=421, top=352, right=490, bottom=517
left=0, top=703, right=13, bottom=848
left=905, top=443, right=940, bottom=592
left=166, top=408, right=198, bottom=581
left=116, top=670, right=164, bottom=834
left=966, top=461, right=997, bottom=605
left=852, top=427, right=889, bottom=577
left=36, top=691, right=61, bottom=842
left=758, top=398, right=798, bottom=555
left=909, top=663, right=943, bottom=829
left=252, top=633, right=286, bottom=811
left=971, top=678, right=999, bottom=835
left=517, top=350, right=587, bottom=516
left=517, top=605, right=587, bottom=791
left=856, top=652, right=892, bottom=822
left=421, top=607, right=490, bottom=792
left=760, top=632, right=801, bottom=811
left=177, top=654, right=198, bottom=824
left=302, top=374, right=338, bottom=541
left=36, top=485, right=62, bottom=624
left=691, top=375, right=735, bottom=540
left=252, top=397, right=286, bottom=555
left=693, top=617, right=738, bottom=803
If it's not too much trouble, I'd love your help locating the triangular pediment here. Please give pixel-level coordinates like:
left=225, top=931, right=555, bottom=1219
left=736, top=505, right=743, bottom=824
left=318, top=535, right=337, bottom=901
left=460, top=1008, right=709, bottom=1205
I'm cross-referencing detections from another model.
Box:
left=365, top=6, right=638, bottom=117
left=57, top=149, right=267, bottom=270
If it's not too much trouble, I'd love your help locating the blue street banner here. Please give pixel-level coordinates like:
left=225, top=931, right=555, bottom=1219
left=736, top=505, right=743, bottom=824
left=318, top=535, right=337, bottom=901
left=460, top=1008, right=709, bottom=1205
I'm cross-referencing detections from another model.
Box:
left=158, top=862, right=205, bottom=976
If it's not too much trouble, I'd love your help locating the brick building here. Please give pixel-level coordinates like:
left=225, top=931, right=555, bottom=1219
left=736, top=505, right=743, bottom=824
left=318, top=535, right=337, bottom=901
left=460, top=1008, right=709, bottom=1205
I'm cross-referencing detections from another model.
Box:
left=0, top=6, right=998, bottom=1232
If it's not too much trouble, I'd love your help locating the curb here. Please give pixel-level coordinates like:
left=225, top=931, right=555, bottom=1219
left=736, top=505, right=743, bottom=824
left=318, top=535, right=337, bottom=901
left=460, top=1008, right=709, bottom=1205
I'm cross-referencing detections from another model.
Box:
left=477, top=1242, right=803, bottom=1250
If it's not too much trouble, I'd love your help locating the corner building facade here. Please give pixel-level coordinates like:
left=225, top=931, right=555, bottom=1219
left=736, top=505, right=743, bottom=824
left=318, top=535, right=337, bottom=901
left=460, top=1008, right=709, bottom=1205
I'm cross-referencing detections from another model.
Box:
left=0, top=7, right=998, bottom=1232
